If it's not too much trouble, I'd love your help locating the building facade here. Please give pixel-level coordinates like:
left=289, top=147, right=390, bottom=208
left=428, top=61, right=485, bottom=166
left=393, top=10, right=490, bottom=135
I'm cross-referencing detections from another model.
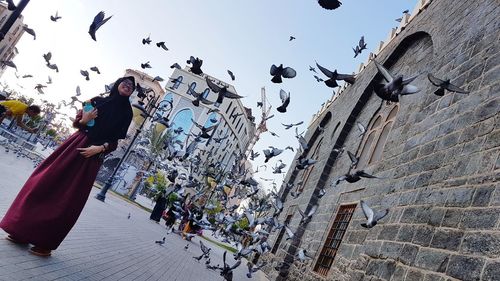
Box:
left=263, top=0, right=499, bottom=280
left=162, top=67, right=256, bottom=183
left=0, top=3, right=26, bottom=77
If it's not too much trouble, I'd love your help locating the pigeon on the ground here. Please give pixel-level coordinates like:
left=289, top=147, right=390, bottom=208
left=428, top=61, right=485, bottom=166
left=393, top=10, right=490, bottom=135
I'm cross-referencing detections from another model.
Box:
left=155, top=237, right=166, bottom=245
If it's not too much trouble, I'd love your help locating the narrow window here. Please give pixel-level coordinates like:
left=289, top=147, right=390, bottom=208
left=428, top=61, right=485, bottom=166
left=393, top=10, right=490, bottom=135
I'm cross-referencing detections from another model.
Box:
left=313, top=204, right=357, bottom=276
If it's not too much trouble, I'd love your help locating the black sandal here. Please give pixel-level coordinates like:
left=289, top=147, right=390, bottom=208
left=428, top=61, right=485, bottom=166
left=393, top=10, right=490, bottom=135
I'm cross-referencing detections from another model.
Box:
left=5, top=235, right=28, bottom=245
left=29, top=246, right=52, bottom=257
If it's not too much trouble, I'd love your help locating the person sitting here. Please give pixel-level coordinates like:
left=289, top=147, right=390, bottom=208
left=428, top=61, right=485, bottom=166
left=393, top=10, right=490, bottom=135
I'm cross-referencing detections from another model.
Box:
left=0, top=100, right=41, bottom=133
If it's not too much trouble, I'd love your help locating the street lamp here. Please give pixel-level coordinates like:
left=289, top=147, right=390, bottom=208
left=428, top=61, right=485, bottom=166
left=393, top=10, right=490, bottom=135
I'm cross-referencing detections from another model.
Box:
left=95, top=91, right=172, bottom=202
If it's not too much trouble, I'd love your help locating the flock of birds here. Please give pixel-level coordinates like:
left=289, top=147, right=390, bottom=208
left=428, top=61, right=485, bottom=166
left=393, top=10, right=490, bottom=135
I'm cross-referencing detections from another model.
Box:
left=0, top=1, right=473, bottom=280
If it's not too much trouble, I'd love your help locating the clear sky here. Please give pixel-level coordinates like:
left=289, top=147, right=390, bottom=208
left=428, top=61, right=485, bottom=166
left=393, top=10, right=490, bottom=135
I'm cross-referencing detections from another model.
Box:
left=1, top=0, right=417, bottom=192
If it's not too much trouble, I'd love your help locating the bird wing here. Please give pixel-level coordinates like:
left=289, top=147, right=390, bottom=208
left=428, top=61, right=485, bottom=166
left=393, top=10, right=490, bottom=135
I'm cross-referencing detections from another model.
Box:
left=401, top=85, right=420, bottom=95
left=93, top=11, right=112, bottom=30
left=315, top=62, right=334, bottom=78
left=374, top=209, right=389, bottom=222
left=446, top=83, right=469, bottom=94
left=279, top=89, right=289, bottom=103
left=270, top=64, right=279, bottom=75
left=347, top=150, right=358, bottom=164
left=357, top=170, right=378, bottom=179
left=282, top=67, right=297, bottom=78
left=205, top=77, right=221, bottom=93
left=360, top=200, right=374, bottom=221
left=223, top=90, right=244, bottom=99
left=427, top=73, right=444, bottom=87
left=374, top=61, right=393, bottom=83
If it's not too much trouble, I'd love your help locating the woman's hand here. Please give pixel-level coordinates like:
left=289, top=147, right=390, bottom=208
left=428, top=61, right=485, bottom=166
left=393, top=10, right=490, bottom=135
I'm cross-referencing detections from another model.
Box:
left=77, top=145, right=103, bottom=158
left=80, top=108, right=98, bottom=124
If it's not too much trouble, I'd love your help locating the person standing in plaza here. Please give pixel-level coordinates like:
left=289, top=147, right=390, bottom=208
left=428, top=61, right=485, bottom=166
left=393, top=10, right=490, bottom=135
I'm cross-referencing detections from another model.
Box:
left=150, top=189, right=167, bottom=223
left=0, top=76, right=136, bottom=256
left=0, top=100, right=41, bottom=133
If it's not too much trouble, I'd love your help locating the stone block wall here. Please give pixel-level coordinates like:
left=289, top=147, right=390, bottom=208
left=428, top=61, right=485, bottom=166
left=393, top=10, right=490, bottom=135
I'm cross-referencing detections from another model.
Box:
left=262, top=0, right=499, bottom=280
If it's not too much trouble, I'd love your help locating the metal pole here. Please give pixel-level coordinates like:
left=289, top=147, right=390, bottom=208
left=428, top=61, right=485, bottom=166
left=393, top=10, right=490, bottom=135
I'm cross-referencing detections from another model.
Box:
left=95, top=94, right=159, bottom=202
left=0, top=0, right=31, bottom=42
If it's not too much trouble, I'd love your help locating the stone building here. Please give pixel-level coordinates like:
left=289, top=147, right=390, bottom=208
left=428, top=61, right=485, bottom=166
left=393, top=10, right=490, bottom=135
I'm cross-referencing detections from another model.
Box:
left=0, top=3, right=26, bottom=77
left=262, top=0, right=499, bottom=280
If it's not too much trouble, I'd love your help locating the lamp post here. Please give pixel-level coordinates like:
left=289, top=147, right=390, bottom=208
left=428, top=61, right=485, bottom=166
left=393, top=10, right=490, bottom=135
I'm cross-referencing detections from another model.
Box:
left=95, top=91, right=170, bottom=202
left=126, top=100, right=173, bottom=200
left=0, top=0, right=31, bottom=42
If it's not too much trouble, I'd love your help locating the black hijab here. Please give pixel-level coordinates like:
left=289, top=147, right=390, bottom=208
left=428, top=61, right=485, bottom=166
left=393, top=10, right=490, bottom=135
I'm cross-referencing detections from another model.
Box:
left=85, top=76, right=135, bottom=145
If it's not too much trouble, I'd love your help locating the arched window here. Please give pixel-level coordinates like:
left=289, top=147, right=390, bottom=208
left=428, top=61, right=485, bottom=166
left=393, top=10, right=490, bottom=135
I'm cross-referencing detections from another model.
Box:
left=202, top=88, right=210, bottom=99
left=299, top=138, right=323, bottom=192
left=171, top=76, right=183, bottom=89
left=171, top=108, right=194, bottom=147
left=187, top=82, right=197, bottom=95
left=358, top=105, right=398, bottom=167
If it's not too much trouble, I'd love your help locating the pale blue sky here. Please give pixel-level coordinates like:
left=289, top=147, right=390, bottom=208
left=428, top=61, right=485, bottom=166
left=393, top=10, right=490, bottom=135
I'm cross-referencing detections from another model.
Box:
left=2, top=0, right=417, bottom=191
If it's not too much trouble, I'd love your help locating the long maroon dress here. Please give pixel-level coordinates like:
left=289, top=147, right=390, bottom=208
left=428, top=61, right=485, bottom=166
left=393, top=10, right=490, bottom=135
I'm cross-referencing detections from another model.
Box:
left=0, top=113, right=117, bottom=250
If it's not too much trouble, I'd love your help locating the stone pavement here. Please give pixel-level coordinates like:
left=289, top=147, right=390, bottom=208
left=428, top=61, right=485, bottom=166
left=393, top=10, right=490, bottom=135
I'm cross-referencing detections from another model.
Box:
left=0, top=149, right=270, bottom=281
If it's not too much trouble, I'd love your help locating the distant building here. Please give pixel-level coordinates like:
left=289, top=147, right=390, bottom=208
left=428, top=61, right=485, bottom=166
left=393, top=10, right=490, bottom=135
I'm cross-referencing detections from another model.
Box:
left=0, top=3, right=26, bottom=78
left=262, top=0, right=500, bottom=281
left=162, top=67, right=256, bottom=195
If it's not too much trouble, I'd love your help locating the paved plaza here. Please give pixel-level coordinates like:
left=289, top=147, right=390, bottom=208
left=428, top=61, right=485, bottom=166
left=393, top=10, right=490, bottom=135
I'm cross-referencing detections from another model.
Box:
left=0, top=149, right=269, bottom=281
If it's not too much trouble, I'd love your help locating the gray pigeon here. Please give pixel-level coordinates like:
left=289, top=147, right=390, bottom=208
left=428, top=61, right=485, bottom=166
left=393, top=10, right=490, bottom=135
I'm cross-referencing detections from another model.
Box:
left=88, top=11, right=112, bottom=41
left=50, top=11, right=62, bottom=22
left=156, top=41, right=168, bottom=51
left=318, top=0, right=342, bottom=10
left=23, top=26, right=36, bottom=40
left=427, top=73, right=469, bottom=96
left=170, top=63, right=181, bottom=69
left=276, top=89, right=290, bottom=113
left=373, top=60, right=420, bottom=102
left=316, top=62, right=356, bottom=88
left=90, top=66, right=100, bottom=74
left=80, top=70, right=90, bottom=80
left=360, top=200, right=389, bottom=228
left=270, top=64, right=296, bottom=83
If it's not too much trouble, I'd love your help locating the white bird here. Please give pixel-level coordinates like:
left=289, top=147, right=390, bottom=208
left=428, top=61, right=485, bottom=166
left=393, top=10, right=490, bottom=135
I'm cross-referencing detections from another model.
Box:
left=360, top=200, right=389, bottom=228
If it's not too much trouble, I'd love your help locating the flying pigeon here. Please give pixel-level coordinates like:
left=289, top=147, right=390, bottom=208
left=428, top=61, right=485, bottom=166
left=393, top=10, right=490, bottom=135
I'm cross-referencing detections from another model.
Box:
left=170, top=63, right=181, bottom=69
left=90, top=66, right=101, bottom=74
left=318, top=0, right=342, bottom=10
left=373, top=60, right=420, bottom=102
left=186, top=56, right=203, bottom=75
left=142, top=35, right=152, bottom=45
left=227, top=70, right=235, bottom=81
left=50, top=11, right=62, bottom=22
left=360, top=200, right=389, bottom=228
left=275, top=89, right=291, bottom=113
left=156, top=41, right=168, bottom=51
left=282, top=121, right=303, bottom=129
left=316, top=62, right=356, bottom=88
left=1, top=60, right=17, bottom=70
left=270, top=64, right=296, bottom=83
left=47, top=63, right=59, bottom=72
left=427, top=73, right=469, bottom=96
left=80, top=70, right=90, bottom=81
left=140, top=61, right=152, bottom=69
left=298, top=204, right=318, bottom=224
left=289, top=36, right=296, bottom=41
left=205, top=77, right=243, bottom=106
left=353, top=36, right=367, bottom=58
left=23, top=26, right=36, bottom=40
left=88, top=11, right=112, bottom=41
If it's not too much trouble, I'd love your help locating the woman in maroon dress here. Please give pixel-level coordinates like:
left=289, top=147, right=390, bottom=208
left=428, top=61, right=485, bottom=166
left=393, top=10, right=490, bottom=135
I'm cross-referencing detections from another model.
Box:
left=0, top=76, right=136, bottom=256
